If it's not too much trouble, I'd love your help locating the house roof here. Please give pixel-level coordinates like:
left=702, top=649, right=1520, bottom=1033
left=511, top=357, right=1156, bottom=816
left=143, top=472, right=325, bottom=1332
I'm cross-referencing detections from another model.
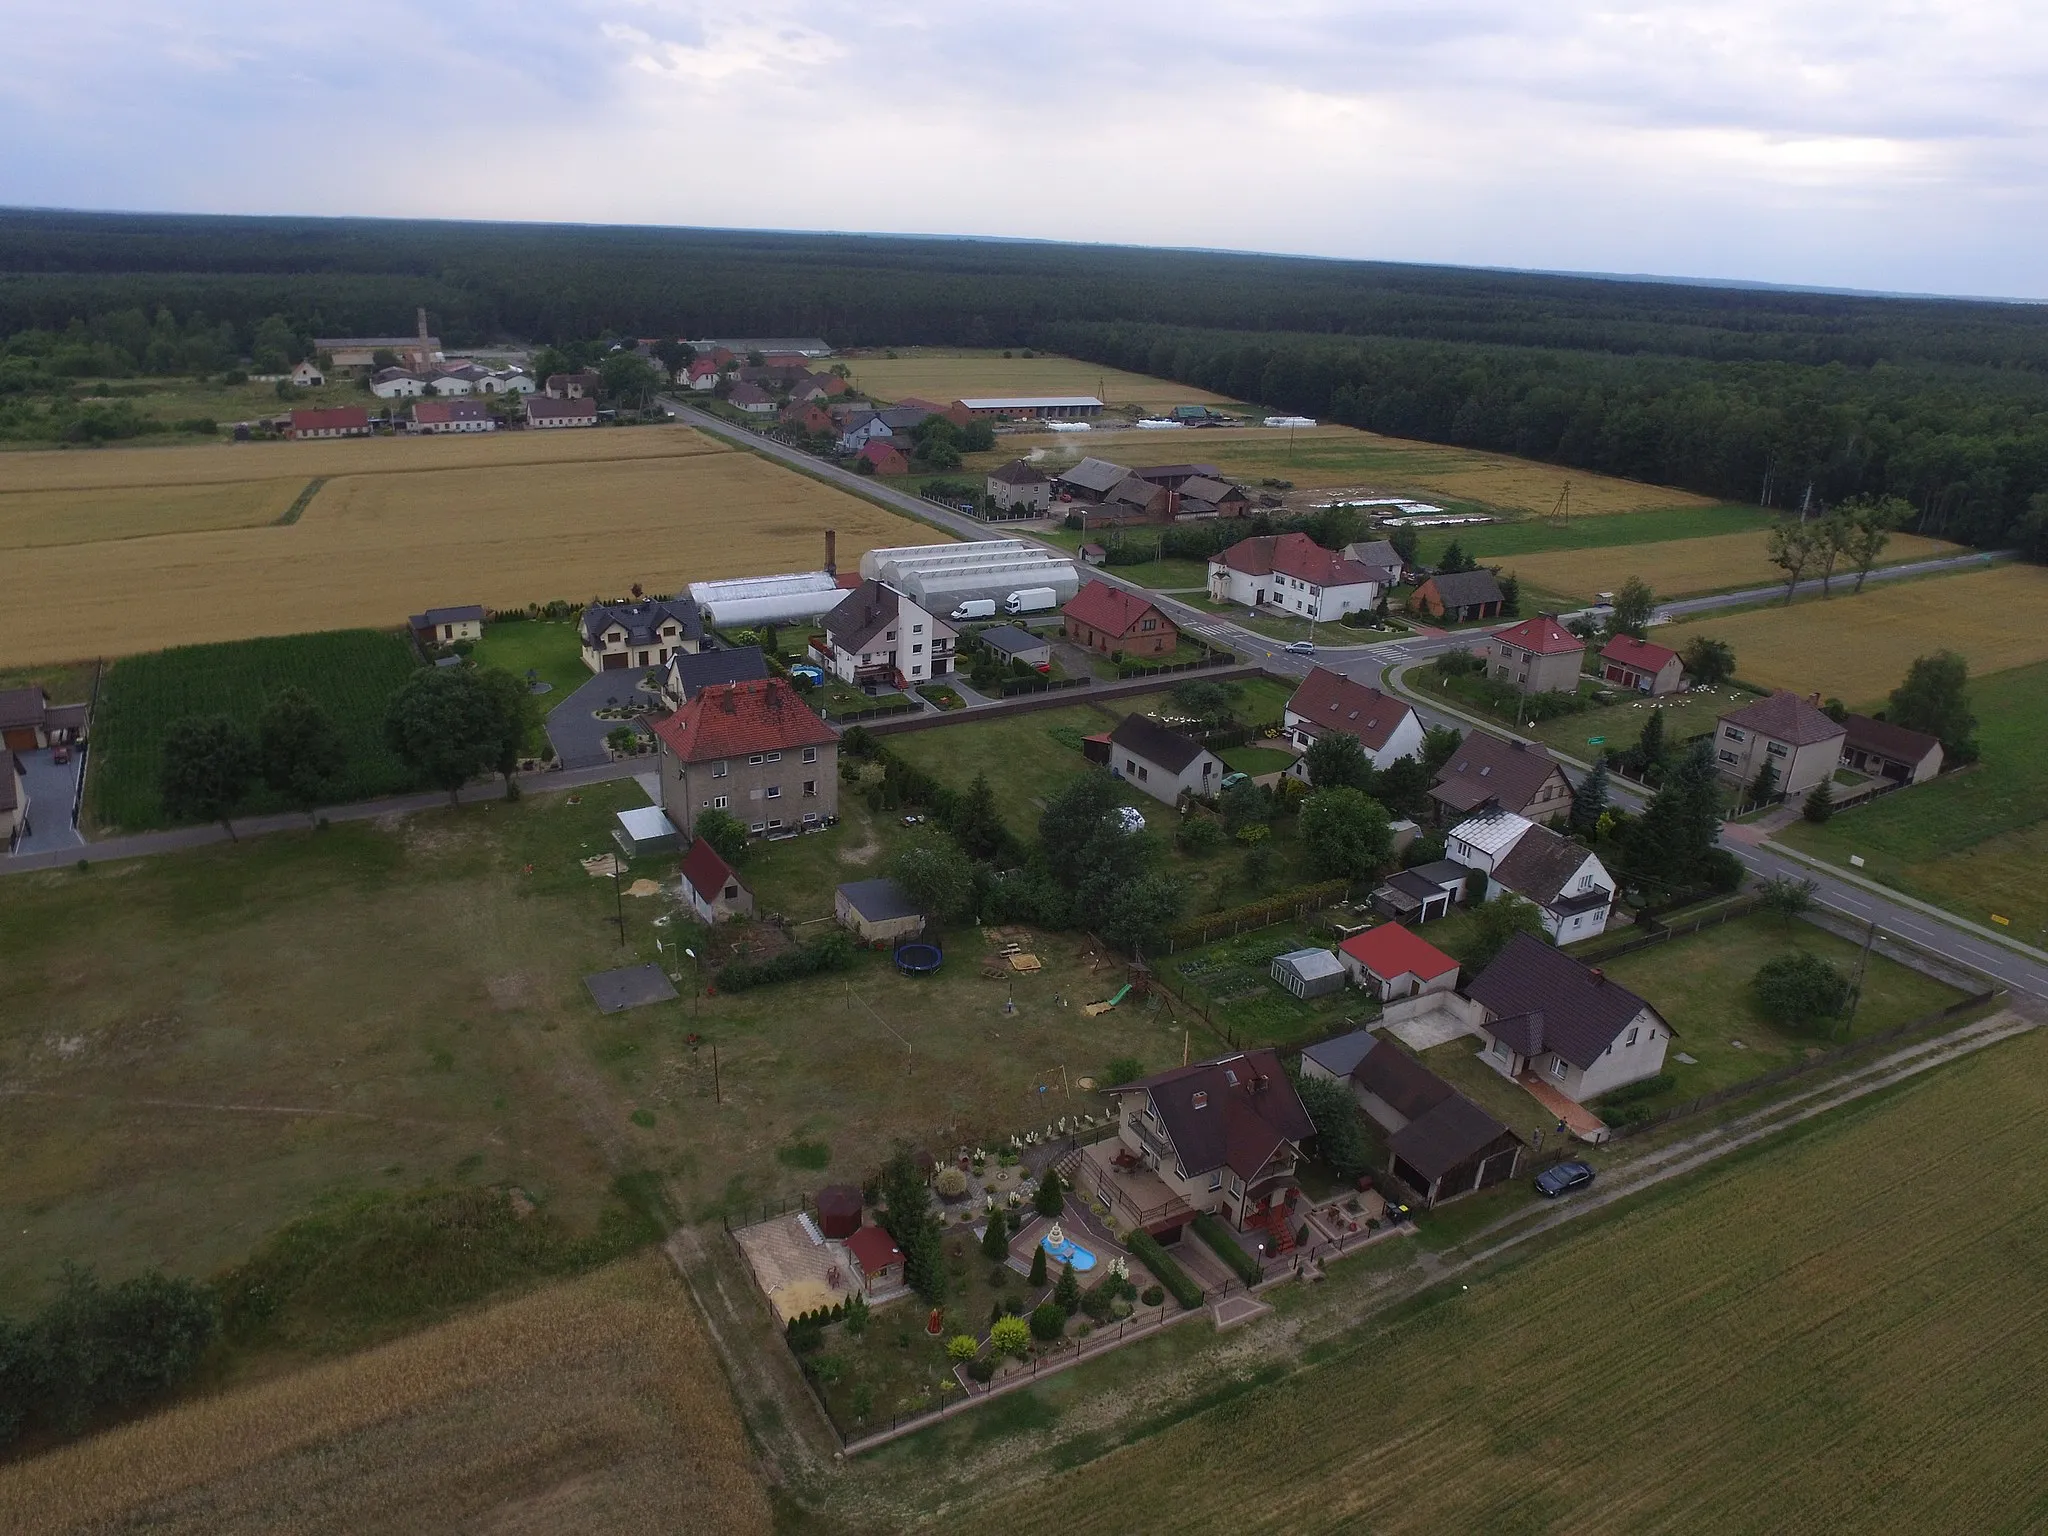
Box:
left=1105, top=478, right=1165, bottom=512
left=877, top=406, right=933, bottom=431
left=1056, top=457, right=1132, bottom=495
left=1300, top=1028, right=1378, bottom=1081
left=1062, top=580, right=1164, bottom=640
left=1490, top=822, right=1603, bottom=910
left=846, top=1224, right=903, bottom=1274
left=1466, top=933, right=1667, bottom=1070
left=412, top=399, right=488, bottom=423
left=1391, top=1093, right=1518, bottom=1183
left=0, top=755, right=19, bottom=813
left=1841, top=713, right=1943, bottom=766
left=1600, top=633, right=1680, bottom=673
left=1176, top=476, right=1247, bottom=507
left=1285, top=668, right=1415, bottom=752
left=857, top=439, right=906, bottom=468
left=1493, top=614, right=1583, bottom=656
left=1421, top=569, right=1505, bottom=608
left=546, top=371, right=600, bottom=390
left=1719, top=690, right=1847, bottom=747
left=987, top=459, right=1050, bottom=486
left=290, top=406, right=369, bottom=431
left=1216, top=533, right=1376, bottom=591
left=1409, top=859, right=1471, bottom=888
left=527, top=396, right=597, bottom=420
left=1345, top=539, right=1403, bottom=570
left=728, top=382, right=774, bottom=406
left=580, top=597, right=703, bottom=649
left=1338, top=925, right=1459, bottom=983
left=1430, top=732, right=1564, bottom=815
left=44, top=703, right=87, bottom=732
left=956, top=396, right=1103, bottom=410
left=1130, top=463, right=1221, bottom=484
left=1350, top=1036, right=1457, bottom=1122
left=0, top=686, right=47, bottom=731
left=679, top=836, right=738, bottom=899
left=826, top=579, right=909, bottom=655
left=1108, top=1049, right=1313, bottom=1181
left=1448, top=806, right=1536, bottom=860
left=649, top=678, right=837, bottom=764
left=1109, top=713, right=1210, bottom=775
left=666, top=645, right=770, bottom=700
left=979, top=624, right=1048, bottom=657
left=837, top=878, right=921, bottom=922
left=409, top=604, right=486, bottom=629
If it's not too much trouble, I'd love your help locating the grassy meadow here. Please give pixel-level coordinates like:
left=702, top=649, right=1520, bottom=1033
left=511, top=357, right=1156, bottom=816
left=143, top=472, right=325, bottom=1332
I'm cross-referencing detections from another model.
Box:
left=840, top=348, right=1234, bottom=410
left=0, top=426, right=947, bottom=666
left=1503, top=526, right=1960, bottom=604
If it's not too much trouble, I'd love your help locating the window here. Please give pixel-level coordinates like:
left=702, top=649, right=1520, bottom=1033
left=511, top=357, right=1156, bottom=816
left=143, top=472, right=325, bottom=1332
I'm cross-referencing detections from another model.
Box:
left=768, top=818, right=783, bottom=829
left=802, top=747, right=818, bottom=763
left=1625, top=1025, right=1639, bottom=1046
left=765, top=786, right=781, bottom=799
left=1208, top=1171, right=1223, bottom=1192
left=711, top=795, right=728, bottom=810
left=1140, top=618, right=1155, bottom=631
left=912, top=644, right=923, bottom=654
left=1724, top=726, right=1746, bottom=742
left=749, top=753, right=764, bottom=765
left=1767, top=741, right=1788, bottom=758
left=765, top=751, right=781, bottom=763
left=750, top=822, right=767, bottom=834
left=803, top=780, right=817, bottom=797
left=712, top=761, right=728, bottom=778
left=1717, top=750, right=1741, bottom=766
left=912, top=623, right=923, bottom=634
left=1552, top=1058, right=1569, bottom=1080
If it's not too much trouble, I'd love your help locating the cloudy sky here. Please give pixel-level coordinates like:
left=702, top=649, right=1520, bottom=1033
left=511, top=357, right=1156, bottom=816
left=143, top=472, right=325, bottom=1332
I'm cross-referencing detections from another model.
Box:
left=4, top=1, right=2045, bottom=298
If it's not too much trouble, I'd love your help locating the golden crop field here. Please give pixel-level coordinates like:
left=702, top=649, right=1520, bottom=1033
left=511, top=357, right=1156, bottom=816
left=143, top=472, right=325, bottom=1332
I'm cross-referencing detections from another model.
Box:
left=0, top=477, right=306, bottom=548
left=996, top=424, right=1714, bottom=516
left=0, top=427, right=948, bottom=665
left=1662, top=561, right=2048, bottom=702
left=1505, top=527, right=1960, bottom=600
left=959, top=1026, right=2048, bottom=1536
left=0, top=1256, right=771, bottom=1536
left=841, top=349, right=1234, bottom=410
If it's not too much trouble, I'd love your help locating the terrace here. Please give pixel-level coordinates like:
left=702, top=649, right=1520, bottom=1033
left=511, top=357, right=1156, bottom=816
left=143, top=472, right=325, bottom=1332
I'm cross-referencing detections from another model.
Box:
left=1073, top=1140, right=1193, bottom=1235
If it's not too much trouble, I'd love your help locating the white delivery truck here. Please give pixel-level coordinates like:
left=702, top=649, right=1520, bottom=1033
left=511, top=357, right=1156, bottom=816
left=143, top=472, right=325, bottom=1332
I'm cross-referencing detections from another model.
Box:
left=950, top=597, right=998, bottom=621
left=1003, top=586, right=1059, bottom=616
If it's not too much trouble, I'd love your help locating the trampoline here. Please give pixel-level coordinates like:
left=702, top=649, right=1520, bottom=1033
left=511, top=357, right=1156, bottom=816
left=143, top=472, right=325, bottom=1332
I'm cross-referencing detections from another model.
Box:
left=894, top=941, right=944, bottom=976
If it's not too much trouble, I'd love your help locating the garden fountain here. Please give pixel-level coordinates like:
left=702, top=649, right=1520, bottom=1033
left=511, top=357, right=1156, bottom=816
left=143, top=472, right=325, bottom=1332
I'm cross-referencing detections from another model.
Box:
left=1039, top=1220, right=1098, bottom=1273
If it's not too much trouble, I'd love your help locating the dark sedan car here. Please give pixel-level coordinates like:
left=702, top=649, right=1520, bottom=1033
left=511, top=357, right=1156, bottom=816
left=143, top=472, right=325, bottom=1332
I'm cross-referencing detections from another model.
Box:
left=1534, top=1160, right=1595, bottom=1197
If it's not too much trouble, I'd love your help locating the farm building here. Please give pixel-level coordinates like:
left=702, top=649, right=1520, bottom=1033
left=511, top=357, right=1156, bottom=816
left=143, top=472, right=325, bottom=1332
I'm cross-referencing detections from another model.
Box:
left=1408, top=570, right=1505, bottom=622
left=859, top=539, right=1078, bottom=611
left=1599, top=635, right=1685, bottom=695
left=526, top=397, right=597, bottom=429
left=814, top=1185, right=861, bottom=1240
left=1271, top=948, right=1347, bottom=999
left=1054, top=457, right=1134, bottom=503
left=290, top=360, right=325, bottom=387
left=315, top=310, right=441, bottom=371
left=1129, top=463, right=1220, bottom=492
left=371, top=370, right=428, bottom=398
left=1174, top=476, right=1254, bottom=519
left=613, top=804, right=679, bottom=858
left=288, top=407, right=371, bottom=441
left=836, top=879, right=924, bottom=943
left=1487, top=615, right=1585, bottom=696
left=408, top=399, right=495, bottom=434
left=1840, top=715, right=1944, bottom=786
left=689, top=571, right=844, bottom=629
left=407, top=605, right=485, bottom=647
left=953, top=395, right=1103, bottom=419
left=1338, top=925, right=1459, bottom=1001
left=686, top=336, right=834, bottom=358
left=678, top=836, right=753, bottom=923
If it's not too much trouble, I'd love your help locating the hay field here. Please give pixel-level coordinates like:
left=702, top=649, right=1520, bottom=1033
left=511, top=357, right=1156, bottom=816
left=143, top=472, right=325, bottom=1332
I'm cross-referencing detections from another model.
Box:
left=0, top=478, right=307, bottom=548
left=999, top=425, right=1714, bottom=516
left=0, top=1256, right=771, bottom=1536
left=1660, top=562, right=2048, bottom=701
left=947, top=1026, right=2048, bottom=1536
left=1505, top=528, right=1960, bottom=601
left=0, top=427, right=946, bottom=665
left=842, top=349, right=1233, bottom=409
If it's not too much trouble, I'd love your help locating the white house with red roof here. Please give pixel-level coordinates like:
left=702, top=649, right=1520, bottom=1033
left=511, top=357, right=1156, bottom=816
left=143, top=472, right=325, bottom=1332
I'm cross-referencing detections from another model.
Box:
left=1281, top=667, right=1423, bottom=777
left=1207, top=533, right=1382, bottom=620
left=683, top=357, right=720, bottom=390
left=1061, top=580, right=1179, bottom=658
left=678, top=836, right=753, bottom=922
left=1486, top=614, right=1586, bottom=696
left=1338, top=924, right=1460, bottom=1001
left=1599, top=634, right=1685, bottom=695
left=650, top=677, right=839, bottom=839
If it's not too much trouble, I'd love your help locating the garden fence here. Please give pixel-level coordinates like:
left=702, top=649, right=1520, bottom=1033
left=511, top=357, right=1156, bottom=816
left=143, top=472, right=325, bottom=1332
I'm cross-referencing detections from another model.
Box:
left=1576, top=893, right=1765, bottom=962
left=829, top=699, right=925, bottom=725
left=1164, top=880, right=1351, bottom=952
left=918, top=489, right=979, bottom=517
left=1116, top=648, right=1236, bottom=679
left=997, top=673, right=1091, bottom=698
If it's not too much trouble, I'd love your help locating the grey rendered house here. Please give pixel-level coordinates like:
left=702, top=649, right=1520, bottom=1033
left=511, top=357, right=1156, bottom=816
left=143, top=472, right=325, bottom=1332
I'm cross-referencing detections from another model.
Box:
left=1713, top=691, right=1846, bottom=796
left=650, top=677, right=839, bottom=839
left=1108, top=714, right=1225, bottom=806
left=1465, top=933, right=1673, bottom=1103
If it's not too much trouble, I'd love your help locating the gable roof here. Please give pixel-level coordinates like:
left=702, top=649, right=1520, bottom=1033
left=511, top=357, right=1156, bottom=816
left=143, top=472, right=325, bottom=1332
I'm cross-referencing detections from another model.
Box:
left=0, top=686, right=47, bottom=731
left=1392, top=1092, right=1518, bottom=1183
left=1599, top=633, right=1680, bottom=673
left=1448, top=806, right=1536, bottom=860
left=857, top=438, right=907, bottom=468
left=678, top=836, right=738, bottom=900
left=290, top=406, right=369, bottom=431
left=1129, top=463, right=1220, bottom=484
left=825, top=579, right=910, bottom=655
left=1490, top=822, right=1605, bottom=910
left=1217, top=533, right=1377, bottom=590
left=1109, top=1049, right=1313, bottom=1180
left=846, top=1224, right=903, bottom=1274
left=408, top=604, right=486, bottom=629
left=1338, top=924, right=1459, bottom=983
left=1301, top=1028, right=1378, bottom=1081
left=1430, top=732, right=1565, bottom=814
left=527, top=396, right=597, bottom=421
left=1841, top=713, right=1943, bottom=766
left=580, top=597, right=703, bottom=649
left=0, top=755, right=19, bottom=814
left=666, top=645, right=770, bottom=700
left=649, top=677, right=836, bottom=763
left=1109, top=713, right=1211, bottom=775
left=412, top=399, right=489, bottom=424
left=1174, top=476, right=1246, bottom=506
left=1062, top=580, right=1165, bottom=639
left=728, top=382, right=774, bottom=406
left=1466, top=932, right=1666, bottom=1069
left=1422, top=569, right=1505, bottom=608
left=1493, top=614, right=1583, bottom=656
left=988, top=459, right=1049, bottom=486
left=1346, top=539, right=1403, bottom=571
left=1720, top=690, right=1849, bottom=747
left=1285, top=668, right=1415, bottom=752
left=1057, top=456, right=1132, bottom=495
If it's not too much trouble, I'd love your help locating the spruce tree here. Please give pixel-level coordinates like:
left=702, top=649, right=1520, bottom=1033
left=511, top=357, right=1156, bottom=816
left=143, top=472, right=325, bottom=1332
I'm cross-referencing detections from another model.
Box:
left=1033, top=1167, right=1064, bottom=1218
left=1570, top=758, right=1609, bottom=834
left=1055, top=1260, right=1082, bottom=1315
left=1803, top=777, right=1835, bottom=824
left=1028, top=1242, right=1047, bottom=1287
left=1749, top=759, right=1779, bottom=809
left=981, top=1206, right=1008, bottom=1262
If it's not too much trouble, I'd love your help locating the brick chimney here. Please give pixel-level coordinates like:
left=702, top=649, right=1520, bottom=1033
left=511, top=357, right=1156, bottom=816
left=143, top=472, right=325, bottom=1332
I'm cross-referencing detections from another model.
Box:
left=824, top=528, right=837, bottom=575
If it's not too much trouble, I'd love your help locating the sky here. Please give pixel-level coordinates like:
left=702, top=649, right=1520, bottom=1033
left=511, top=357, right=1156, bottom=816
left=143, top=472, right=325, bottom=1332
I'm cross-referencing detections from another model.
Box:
left=3, top=1, right=2046, bottom=299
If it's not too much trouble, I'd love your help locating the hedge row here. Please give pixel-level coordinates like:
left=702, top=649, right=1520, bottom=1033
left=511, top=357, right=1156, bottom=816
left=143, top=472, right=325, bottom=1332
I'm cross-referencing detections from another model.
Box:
left=1192, top=1213, right=1263, bottom=1285
left=717, top=931, right=859, bottom=993
left=1163, top=880, right=1349, bottom=949
left=1124, top=1227, right=1205, bottom=1310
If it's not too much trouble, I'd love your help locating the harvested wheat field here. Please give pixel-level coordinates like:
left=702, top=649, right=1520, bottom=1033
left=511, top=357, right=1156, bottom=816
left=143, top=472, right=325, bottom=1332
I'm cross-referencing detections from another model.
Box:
left=0, top=427, right=947, bottom=665
left=1661, top=561, right=2048, bottom=702
left=842, top=349, right=1234, bottom=410
left=1000, top=425, right=1713, bottom=517
left=1505, top=528, right=1960, bottom=601
left=0, top=1255, right=770, bottom=1536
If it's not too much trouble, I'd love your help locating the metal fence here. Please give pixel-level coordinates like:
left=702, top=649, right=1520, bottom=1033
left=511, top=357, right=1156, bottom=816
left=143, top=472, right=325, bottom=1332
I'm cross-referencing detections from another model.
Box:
left=828, top=698, right=925, bottom=725
left=1574, top=893, right=1765, bottom=962
left=1116, top=648, right=1237, bottom=679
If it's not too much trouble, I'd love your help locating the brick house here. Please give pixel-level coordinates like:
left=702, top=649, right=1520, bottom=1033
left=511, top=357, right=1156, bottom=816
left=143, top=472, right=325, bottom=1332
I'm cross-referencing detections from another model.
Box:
left=856, top=439, right=909, bottom=476
left=651, top=677, right=839, bottom=840
left=288, top=406, right=371, bottom=440
left=1487, top=614, right=1585, bottom=696
left=1061, top=580, right=1178, bottom=658
left=408, top=399, right=495, bottom=434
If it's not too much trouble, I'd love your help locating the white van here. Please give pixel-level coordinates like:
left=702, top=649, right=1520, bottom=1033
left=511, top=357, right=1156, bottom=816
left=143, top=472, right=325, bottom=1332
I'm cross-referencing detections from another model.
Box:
left=950, top=598, right=997, bottom=621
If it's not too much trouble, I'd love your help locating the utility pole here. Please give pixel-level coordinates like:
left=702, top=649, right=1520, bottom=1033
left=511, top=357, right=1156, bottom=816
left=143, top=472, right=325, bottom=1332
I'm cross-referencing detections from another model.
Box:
left=712, top=1041, right=722, bottom=1104
left=1844, top=919, right=1878, bottom=1036
left=613, top=861, right=626, bottom=946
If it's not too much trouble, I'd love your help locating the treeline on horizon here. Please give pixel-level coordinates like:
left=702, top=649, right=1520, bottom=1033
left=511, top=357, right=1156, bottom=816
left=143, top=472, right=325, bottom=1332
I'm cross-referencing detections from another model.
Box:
left=2, top=208, right=2045, bottom=549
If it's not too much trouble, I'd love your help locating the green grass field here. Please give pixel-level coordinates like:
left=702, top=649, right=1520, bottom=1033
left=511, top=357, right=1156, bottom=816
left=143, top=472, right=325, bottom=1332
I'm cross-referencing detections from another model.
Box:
left=470, top=620, right=586, bottom=699
left=85, top=630, right=425, bottom=831
left=1776, top=660, right=2048, bottom=938
left=1409, top=503, right=1773, bottom=566
left=1165, top=923, right=1368, bottom=1047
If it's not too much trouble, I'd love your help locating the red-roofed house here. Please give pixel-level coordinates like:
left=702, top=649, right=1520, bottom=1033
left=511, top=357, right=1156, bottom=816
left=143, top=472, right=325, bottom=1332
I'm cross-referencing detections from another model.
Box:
left=289, top=406, right=371, bottom=440
left=650, top=677, right=839, bottom=839
left=1337, top=925, right=1460, bottom=1001
left=784, top=402, right=834, bottom=436
left=1282, top=667, right=1424, bottom=776
left=1207, top=533, right=1382, bottom=620
left=845, top=1224, right=906, bottom=1296
left=1486, top=614, right=1586, bottom=696
left=1599, top=634, right=1685, bottom=695
left=408, top=399, right=495, bottom=434
left=1062, top=580, right=1179, bottom=658
left=728, top=381, right=777, bottom=416
left=856, top=438, right=909, bottom=476
left=684, top=357, right=720, bottom=390
left=678, top=836, right=754, bottom=923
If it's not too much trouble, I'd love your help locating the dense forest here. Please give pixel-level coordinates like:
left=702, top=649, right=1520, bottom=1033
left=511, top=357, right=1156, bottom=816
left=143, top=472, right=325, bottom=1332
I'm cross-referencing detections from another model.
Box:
left=2, top=208, right=2045, bottom=548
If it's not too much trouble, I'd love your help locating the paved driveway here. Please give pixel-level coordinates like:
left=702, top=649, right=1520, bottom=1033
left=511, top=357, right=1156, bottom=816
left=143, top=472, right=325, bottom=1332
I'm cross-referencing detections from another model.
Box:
left=10, top=746, right=85, bottom=856
left=545, top=669, right=662, bottom=769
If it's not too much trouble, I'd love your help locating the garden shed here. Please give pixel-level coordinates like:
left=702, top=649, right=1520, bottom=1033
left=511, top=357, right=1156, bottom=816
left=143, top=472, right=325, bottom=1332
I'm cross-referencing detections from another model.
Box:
left=835, top=878, right=925, bottom=943
left=815, top=1185, right=862, bottom=1240
left=613, top=804, right=679, bottom=858
left=1271, top=947, right=1347, bottom=999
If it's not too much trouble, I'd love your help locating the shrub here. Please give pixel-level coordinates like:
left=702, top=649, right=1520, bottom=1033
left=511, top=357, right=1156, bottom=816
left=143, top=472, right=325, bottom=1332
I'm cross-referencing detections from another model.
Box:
left=1753, top=951, right=1852, bottom=1030
left=935, top=1166, right=968, bottom=1199
left=967, top=1354, right=996, bottom=1382
left=1295, top=1071, right=1374, bottom=1183
left=1193, top=1213, right=1263, bottom=1285
left=990, top=1314, right=1031, bottom=1358
left=1125, top=1229, right=1204, bottom=1309
left=946, top=1333, right=978, bottom=1362
left=1029, top=1301, right=1066, bottom=1342
left=1055, top=1259, right=1082, bottom=1314
left=1176, top=815, right=1227, bottom=856
left=843, top=1293, right=868, bottom=1336
left=1141, top=1284, right=1165, bottom=1307
left=714, top=930, right=859, bottom=992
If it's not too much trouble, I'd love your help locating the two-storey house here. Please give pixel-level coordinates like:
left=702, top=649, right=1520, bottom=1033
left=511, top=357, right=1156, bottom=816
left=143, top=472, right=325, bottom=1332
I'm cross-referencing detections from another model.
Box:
left=820, top=580, right=955, bottom=690
left=650, top=677, right=839, bottom=840
left=1713, top=690, right=1846, bottom=796
left=1466, top=933, right=1674, bottom=1105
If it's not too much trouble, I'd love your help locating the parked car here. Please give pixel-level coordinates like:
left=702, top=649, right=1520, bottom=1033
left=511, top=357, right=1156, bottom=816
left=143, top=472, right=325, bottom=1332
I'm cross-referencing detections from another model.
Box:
left=1534, top=1160, right=1594, bottom=1198
left=1218, top=771, right=1250, bottom=791
left=1284, top=639, right=1316, bottom=654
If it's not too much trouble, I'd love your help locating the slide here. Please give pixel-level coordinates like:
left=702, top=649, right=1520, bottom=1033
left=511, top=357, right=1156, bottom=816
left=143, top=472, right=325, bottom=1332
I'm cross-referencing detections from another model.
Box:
left=1082, top=984, right=1132, bottom=1018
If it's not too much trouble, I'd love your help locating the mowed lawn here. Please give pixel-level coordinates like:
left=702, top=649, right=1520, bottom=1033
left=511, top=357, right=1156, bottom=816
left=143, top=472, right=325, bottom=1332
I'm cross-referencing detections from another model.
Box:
left=1778, top=659, right=2048, bottom=937
left=0, top=428, right=946, bottom=665
left=0, top=1255, right=770, bottom=1536
left=1657, top=561, right=2048, bottom=701
left=894, top=1026, right=2048, bottom=1536
left=1504, top=527, right=1961, bottom=603
left=840, top=349, right=1234, bottom=410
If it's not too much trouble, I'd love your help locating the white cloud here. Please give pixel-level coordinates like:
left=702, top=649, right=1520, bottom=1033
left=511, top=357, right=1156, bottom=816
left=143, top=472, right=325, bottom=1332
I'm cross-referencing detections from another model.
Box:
left=1, top=1, right=2045, bottom=296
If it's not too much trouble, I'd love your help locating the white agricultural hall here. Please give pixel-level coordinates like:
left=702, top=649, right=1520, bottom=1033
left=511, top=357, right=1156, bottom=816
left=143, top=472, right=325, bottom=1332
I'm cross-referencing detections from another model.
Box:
left=688, top=571, right=844, bottom=628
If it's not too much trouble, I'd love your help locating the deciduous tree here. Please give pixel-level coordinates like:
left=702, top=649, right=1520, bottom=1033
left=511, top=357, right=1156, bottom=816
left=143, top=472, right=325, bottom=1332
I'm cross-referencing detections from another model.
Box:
left=1609, top=576, right=1656, bottom=638
left=158, top=714, right=255, bottom=836
left=1298, top=787, right=1393, bottom=880
left=1680, top=636, right=1736, bottom=686
left=1887, top=651, right=1977, bottom=758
